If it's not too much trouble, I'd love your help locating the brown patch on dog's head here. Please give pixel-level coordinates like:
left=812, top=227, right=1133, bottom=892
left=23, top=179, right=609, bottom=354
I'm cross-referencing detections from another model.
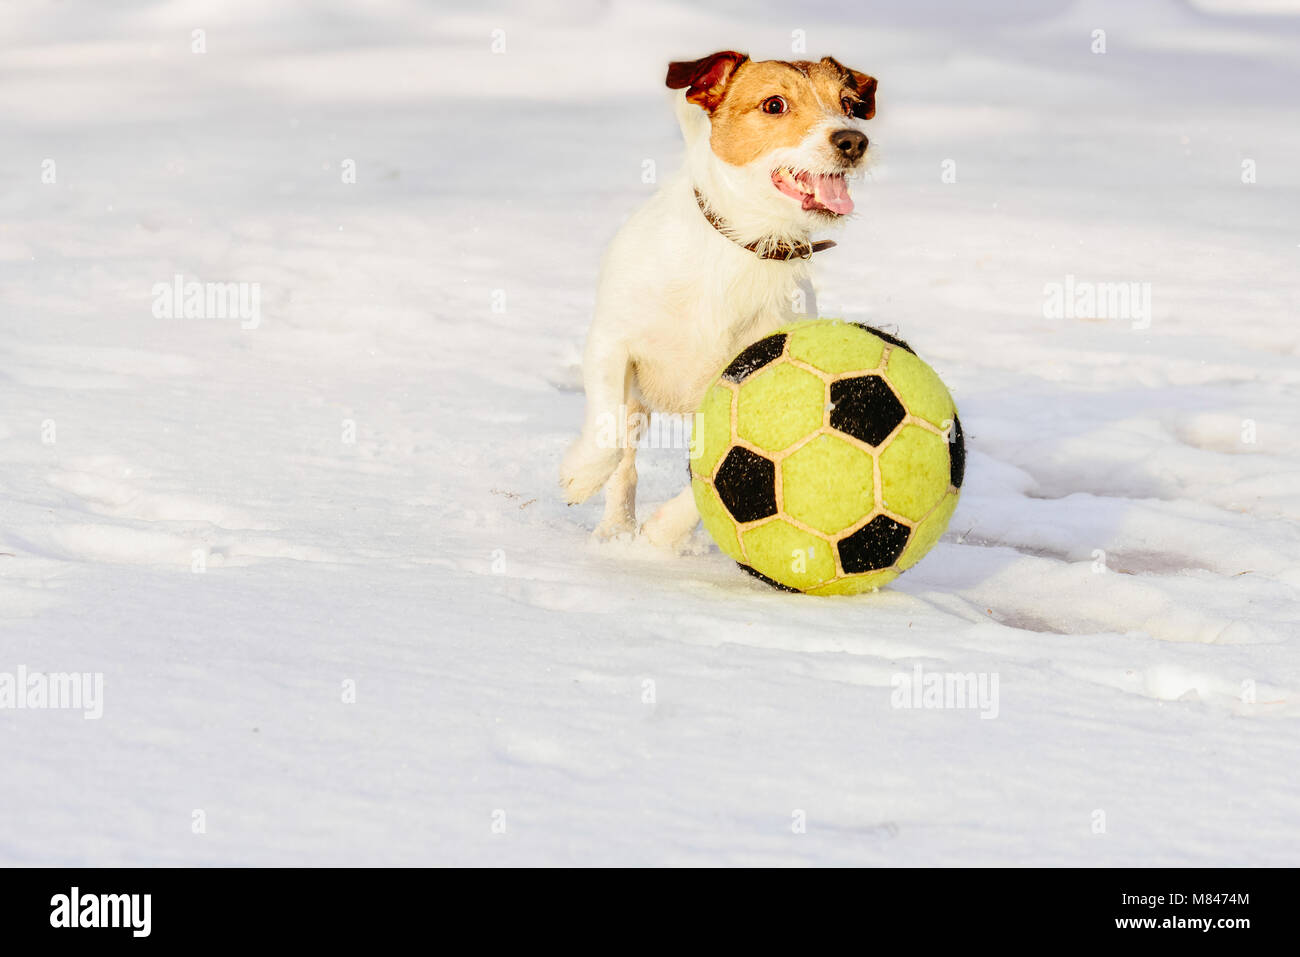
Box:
left=818, top=56, right=877, bottom=119
left=669, top=53, right=877, bottom=167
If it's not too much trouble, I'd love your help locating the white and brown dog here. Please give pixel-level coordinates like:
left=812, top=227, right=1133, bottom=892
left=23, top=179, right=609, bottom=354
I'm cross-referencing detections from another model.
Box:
left=560, top=50, right=878, bottom=546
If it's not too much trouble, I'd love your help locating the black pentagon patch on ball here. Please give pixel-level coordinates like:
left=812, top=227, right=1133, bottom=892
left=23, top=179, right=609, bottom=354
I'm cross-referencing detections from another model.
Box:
left=714, top=446, right=777, bottom=523
left=722, top=334, right=786, bottom=383
left=829, top=375, right=906, bottom=447
left=851, top=323, right=914, bottom=355
left=737, top=563, right=801, bottom=593
left=838, top=515, right=912, bottom=573
left=949, top=415, right=966, bottom=489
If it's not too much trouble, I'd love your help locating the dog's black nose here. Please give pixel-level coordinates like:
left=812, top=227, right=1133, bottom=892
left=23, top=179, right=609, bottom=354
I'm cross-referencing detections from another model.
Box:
left=831, top=129, right=868, bottom=161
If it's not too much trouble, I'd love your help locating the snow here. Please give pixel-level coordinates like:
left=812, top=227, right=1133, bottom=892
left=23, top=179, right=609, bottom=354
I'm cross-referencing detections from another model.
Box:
left=1, top=0, right=1298, bottom=865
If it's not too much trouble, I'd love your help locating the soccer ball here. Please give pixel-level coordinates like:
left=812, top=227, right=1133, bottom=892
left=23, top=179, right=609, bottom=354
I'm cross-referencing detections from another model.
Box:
left=690, top=319, right=965, bottom=595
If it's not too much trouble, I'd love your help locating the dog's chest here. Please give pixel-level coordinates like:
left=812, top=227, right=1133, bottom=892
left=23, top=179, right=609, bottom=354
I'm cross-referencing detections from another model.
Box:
left=702, top=253, right=801, bottom=345
left=635, top=257, right=801, bottom=412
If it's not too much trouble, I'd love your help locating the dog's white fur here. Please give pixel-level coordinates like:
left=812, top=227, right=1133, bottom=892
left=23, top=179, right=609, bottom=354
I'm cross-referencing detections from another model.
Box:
left=561, top=85, right=872, bottom=546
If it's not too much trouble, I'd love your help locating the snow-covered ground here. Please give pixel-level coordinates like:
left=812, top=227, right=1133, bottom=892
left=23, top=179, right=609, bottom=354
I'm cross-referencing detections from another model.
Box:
left=2, top=0, right=1298, bottom=865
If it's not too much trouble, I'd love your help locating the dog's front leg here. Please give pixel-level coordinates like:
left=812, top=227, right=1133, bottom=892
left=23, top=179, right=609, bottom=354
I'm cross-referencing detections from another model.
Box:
left=561, top=336, right=630, bottom=505
left=641, top=485, right=700, bottom=549
left=593, top=398, right=646, bottom=539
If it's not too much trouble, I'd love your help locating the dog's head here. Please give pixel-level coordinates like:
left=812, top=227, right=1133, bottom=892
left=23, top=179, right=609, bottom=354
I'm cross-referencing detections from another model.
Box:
left=667, top=51, right=876, bottom=227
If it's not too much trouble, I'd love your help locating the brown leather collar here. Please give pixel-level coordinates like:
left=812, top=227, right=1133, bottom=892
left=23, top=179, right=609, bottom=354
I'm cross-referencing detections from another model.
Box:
left=694, top=188, right=837, bottom=261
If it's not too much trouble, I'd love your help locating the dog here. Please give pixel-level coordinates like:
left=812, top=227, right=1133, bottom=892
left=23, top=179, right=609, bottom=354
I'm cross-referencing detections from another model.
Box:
left=560, top=50, right=877, bottom=546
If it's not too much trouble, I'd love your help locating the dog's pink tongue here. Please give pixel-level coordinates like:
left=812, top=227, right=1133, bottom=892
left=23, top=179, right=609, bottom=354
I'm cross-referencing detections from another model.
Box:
left=811, top=174, right=854, bottom=214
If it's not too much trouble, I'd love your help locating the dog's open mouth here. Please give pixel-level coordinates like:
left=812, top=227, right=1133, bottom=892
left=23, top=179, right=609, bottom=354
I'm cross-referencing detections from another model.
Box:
left=771, top=167, right=854, bottom=215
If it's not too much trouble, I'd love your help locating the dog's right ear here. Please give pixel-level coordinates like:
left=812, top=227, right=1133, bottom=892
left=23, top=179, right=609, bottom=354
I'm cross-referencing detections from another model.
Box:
left=666, top=51, right=748, bottom=111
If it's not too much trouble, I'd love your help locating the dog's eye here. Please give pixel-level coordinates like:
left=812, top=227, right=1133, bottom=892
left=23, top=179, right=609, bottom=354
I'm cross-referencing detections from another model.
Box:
left=760, top=96, right=788, bottom=115
left=841, top=96, right=859, bottom=117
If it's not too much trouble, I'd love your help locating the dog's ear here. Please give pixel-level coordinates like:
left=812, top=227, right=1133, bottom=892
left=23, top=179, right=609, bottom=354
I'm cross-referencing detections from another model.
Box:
left=666, top=51, right=748, bottom=111
left=822, top=56, right=877, bottom=119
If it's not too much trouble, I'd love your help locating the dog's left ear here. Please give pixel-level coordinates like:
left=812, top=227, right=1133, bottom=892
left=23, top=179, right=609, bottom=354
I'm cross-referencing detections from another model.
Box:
left=822, top=56, right=877, bottom=119
left=666, top=51, right=748, bottom=111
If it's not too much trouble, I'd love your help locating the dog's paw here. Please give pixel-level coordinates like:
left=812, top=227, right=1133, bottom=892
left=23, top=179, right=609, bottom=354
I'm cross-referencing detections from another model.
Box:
left=560, top=438, right=621, bottom=505
left=640, top=505, right=698, bottom=551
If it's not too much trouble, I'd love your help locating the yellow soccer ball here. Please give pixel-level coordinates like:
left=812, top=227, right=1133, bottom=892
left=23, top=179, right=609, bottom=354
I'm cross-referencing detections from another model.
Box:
left=690, top=319, right=965, bottom=594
